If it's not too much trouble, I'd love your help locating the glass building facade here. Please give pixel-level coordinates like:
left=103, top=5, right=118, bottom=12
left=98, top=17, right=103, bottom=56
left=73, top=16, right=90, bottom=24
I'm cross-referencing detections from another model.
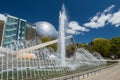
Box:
left=0, top=20, right=4, bottom=46
left=0, top=14, right=27, bottom=47
left=17, top=19, right=26, bottom=40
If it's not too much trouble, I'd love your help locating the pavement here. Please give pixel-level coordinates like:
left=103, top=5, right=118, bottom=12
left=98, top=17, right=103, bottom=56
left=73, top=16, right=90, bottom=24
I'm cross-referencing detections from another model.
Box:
left=83, top=63, right=120, bottom=80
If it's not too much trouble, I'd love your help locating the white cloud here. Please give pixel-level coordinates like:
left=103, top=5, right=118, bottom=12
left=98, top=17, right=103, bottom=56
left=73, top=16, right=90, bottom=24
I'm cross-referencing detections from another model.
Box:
left=69, top=21, right=89, bottom=31
left=84, top=14, right=112, bottom=28
left=108, top=10, right=120, bottom=27
left=103, top=5, right=115, bottom=13
left=83, top=5, right=116, bottom=28
left=66, top=21, right=89, bottom=35
left=66, top=5, right=120, bottom=35
left=66, top=29, right=81, bottom=35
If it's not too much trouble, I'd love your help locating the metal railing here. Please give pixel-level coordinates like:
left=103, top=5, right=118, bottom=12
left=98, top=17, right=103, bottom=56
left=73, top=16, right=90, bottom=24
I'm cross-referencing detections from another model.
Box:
left=48, top=62, right=118, bottom=80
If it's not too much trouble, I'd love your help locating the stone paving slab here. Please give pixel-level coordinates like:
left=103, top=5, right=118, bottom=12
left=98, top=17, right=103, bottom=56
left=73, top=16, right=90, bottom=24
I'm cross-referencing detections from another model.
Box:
left=83, top=63, right=120, bottom=80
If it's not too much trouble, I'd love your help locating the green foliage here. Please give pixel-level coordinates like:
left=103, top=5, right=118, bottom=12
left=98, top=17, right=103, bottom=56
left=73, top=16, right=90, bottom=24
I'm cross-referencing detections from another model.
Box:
left=40, top=37, right=120, bottom=58
left=41, top=37, right=52, bottom=43
left=109, top=37, right=120, bottom=58
left=49, top=43, right=57, bottom=51
left=41, top=37, right=57, bottom=51
left=87, top=37, right=120, bottom=58
left=90, top=38, right=111, bottom=57
left=77, top=43, right=88, bottom=49
left=66, top=44, right=75, bottom=57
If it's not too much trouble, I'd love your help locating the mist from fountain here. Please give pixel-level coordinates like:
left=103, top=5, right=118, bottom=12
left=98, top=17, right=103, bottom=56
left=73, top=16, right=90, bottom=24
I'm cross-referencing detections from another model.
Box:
left=57, top=4, right=68, bottom=66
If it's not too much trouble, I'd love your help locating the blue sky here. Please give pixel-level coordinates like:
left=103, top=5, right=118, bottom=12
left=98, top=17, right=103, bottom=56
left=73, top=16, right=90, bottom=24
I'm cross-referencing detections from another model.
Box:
left=0, top=0, right=120, bottom=43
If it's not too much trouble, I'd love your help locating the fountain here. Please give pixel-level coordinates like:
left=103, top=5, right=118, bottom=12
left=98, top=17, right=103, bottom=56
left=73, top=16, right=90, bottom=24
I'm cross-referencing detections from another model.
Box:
left=58, top=4, right=67, bottom=66
left=0, top=4, right=107, bottom=80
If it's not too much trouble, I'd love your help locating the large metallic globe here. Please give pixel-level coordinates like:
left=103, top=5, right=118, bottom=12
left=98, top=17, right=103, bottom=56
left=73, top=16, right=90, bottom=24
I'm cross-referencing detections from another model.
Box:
left=34, top=21, right=57, bottom=39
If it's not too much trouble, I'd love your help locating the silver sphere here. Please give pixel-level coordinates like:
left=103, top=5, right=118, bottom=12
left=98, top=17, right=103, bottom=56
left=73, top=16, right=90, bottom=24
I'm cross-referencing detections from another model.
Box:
left=34, top=21, right=57, bottom=39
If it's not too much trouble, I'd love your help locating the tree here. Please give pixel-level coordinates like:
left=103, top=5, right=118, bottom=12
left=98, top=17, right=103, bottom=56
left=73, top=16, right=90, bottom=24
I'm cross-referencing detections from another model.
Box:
left=41, top=37, right=52, bottom=43
left=41, top=37, right=57, bottom=51
left=77, top=43, right=88, bottom=49
left=66, top=44, right=75, bottom=58
left=109, top=37, right=120, bottom=58
left=90, top=38, right=111, bottom=57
